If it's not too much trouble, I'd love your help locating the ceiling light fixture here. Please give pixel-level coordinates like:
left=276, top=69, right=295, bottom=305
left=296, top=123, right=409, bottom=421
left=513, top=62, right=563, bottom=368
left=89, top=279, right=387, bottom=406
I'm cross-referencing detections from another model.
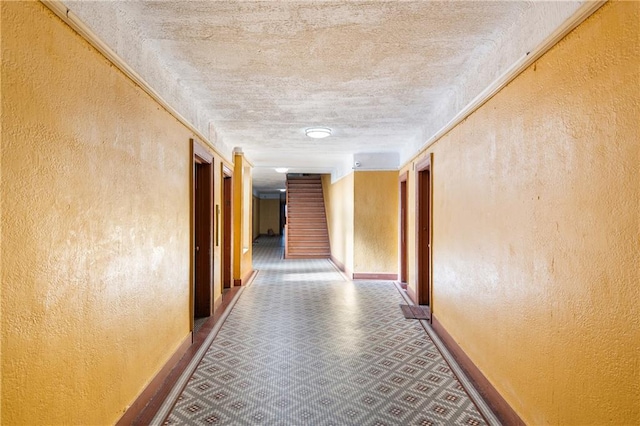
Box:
left=305, top=127, right=332, bottom=139
left=279, top=189, right=286, bottom=192
left=275, top=167, right=289, bottom=173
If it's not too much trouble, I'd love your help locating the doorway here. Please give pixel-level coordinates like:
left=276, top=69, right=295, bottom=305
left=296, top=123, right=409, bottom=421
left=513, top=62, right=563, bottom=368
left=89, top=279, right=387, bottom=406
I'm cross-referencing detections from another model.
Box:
left=416, top=155, right=432, bottom=311
left=399, top=173, right=408, bottom=283
left=193, top=140, right=213, bottom=323
left=222, top=166, right=233, bottom=289
left=279, top=190, right=286, bottom=236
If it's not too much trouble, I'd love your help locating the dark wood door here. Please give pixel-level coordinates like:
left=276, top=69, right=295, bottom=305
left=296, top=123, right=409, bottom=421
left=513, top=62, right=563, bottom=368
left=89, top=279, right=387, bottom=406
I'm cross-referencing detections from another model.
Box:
left=194, top=160, right=212, bottom=317
left=417, top=161, right=431, bottom=306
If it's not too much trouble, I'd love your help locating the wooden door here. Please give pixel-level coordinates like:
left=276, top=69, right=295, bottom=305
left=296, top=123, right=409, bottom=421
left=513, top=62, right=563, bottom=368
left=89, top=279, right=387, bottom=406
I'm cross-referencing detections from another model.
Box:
left=193, top=140, right=213, bottom=319
left=416, top=156, right=432, bottom=307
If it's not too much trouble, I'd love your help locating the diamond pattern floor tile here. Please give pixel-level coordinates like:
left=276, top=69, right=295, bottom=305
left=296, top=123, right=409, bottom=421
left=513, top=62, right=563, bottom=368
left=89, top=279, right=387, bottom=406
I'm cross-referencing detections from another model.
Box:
left=161, top=236, right=490, bottom=425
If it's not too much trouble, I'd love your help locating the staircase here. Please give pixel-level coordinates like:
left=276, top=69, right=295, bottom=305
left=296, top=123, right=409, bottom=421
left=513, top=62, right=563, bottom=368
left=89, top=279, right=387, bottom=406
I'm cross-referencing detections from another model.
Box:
left=285, top=175, right=331, bottom=259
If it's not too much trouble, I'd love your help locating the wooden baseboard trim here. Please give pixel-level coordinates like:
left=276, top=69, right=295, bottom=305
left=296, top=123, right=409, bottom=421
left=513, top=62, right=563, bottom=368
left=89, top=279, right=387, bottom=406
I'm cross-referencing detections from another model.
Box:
left=126, top=286, right=244, bottom=425
left=352, top=273, right=398, bottom=280
left=243, top=270, right=258, bottom=287
left=116, top=333, right=192, bottom=425
left=147, top=287, right=245, bottom=424
left=431, top=315, right=525, bottom=426
left=234, top=269, right=256, bottom=287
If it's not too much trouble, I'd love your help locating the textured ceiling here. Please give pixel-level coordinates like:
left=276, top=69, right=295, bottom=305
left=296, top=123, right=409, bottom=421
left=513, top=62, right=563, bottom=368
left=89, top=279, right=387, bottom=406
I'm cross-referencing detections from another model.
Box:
left=64, top=0, right=585, bottom=194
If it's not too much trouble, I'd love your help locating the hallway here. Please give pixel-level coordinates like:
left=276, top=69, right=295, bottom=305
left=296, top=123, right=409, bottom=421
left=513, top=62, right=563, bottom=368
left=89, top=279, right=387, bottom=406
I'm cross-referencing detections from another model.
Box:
left=3, top=2, right=638, bottom=423
left=154, top=237, right=495, bottom=425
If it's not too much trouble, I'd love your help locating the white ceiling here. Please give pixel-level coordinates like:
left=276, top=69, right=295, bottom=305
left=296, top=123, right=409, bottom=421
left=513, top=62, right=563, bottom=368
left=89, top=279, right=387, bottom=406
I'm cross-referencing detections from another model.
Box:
left=63, top=0, right=586, bottom=194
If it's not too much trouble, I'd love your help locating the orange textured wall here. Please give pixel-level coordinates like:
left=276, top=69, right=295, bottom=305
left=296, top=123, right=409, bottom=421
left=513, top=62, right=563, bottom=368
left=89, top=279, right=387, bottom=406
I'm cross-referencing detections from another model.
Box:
left=259, top=198, right=281, bottom=235
left=1, top=2, right=208, bottom=424
left=323, top=173, right=354, bottom=274
left=353, top=171, right=398, bottom=274
left=402, top=2, right=639, bottom=424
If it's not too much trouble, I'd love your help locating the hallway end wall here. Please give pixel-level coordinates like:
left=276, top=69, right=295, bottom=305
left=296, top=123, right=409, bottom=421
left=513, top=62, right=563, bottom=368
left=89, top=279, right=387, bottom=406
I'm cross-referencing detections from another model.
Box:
left=2, top=2, right=197, bottom=424
left=259, top=198, right=281, bottom=235
left=401, top=2, right=639, bottom=424
left=353, top=171, right=398, bottom=277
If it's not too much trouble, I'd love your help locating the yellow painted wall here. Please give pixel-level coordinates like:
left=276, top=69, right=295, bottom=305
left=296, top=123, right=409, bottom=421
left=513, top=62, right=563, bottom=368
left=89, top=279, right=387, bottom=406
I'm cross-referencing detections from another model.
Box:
left=402, top=2, right=639, bottom=424
left=233, top=154, right=253, bottom=282
left=0, top=7, right=4, bottom=420
left=322, top=173, right=354, bottom=275
left=353, top=171, right=398, bottom=274
left=0, top=2, right=221, bottom=423
left=259, top=198, right=281, bottom=235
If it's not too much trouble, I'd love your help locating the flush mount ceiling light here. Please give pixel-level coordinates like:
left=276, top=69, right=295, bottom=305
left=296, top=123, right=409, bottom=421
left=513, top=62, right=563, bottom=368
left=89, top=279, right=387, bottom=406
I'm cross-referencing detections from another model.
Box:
left=274, top=167, right=289, bottom=173
left=305, top=127, right=332, bottom=139
left=279, top=189, right=286, bottom=192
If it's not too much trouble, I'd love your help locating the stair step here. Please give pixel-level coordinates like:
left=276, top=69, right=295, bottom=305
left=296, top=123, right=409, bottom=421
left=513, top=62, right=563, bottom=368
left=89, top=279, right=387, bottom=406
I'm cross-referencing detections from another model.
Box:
left=285, top=175, right=329, bottom=259
left=288, top=241, right=329, bottom=245
left=287, top=226, right=327, bottom=230
left=288, top=230, right=328, bottom=234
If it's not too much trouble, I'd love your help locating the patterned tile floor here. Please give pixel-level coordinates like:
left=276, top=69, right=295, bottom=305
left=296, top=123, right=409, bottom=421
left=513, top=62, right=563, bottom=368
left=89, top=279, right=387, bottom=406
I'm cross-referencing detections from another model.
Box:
left=158, top=236, right=495, bottom=425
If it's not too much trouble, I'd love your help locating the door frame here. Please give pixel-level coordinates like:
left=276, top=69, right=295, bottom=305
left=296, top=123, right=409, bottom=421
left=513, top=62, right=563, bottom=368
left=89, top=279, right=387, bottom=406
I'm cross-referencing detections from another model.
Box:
left=399, top=172, right=408, bottom=283
left=222, top=164, right=233, bottom=289
left=192, top=139, right=214, bottom=325
left=415, top=153, right=433, bottom=313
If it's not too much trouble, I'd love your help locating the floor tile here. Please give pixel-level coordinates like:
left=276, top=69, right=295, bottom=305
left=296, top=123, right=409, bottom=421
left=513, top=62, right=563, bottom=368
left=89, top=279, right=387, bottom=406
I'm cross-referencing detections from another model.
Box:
left=162, top=236, right=490, bottom=425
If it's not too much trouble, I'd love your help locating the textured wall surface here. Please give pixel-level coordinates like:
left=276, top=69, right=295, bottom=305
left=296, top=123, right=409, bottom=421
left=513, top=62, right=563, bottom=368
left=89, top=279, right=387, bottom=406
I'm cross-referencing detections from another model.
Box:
left=1, top=2, right=195, bottom=424
left=322, top=173, right=354, bottom=274
left=259, top=199, right=281, bottom=235
left=353, top=171, right=398, bottom=274
left=402, top=2, right=639, bottom=424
